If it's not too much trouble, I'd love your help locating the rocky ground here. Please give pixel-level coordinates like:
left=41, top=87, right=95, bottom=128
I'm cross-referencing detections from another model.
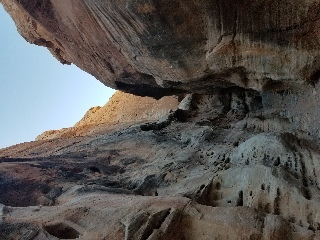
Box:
left=1, top=88, right=320, bottom=239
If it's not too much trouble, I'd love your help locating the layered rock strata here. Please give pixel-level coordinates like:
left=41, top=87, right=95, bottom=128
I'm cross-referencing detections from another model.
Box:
left=2, top=0, right=320, bottom=97
left=1, top=86, right=320, bottom=239
left=36, top=91, right=178, bottom=140
left=2, top=0, right=320, bottom=239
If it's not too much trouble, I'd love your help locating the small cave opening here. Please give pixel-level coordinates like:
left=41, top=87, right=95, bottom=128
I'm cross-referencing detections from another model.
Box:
left=89, top=166, right=101, bottom=173
left=237, top=191, right=244, bottom=206
left=310, top=70, right=320, bottom=86
left=44, top=223, right=80, bottom=239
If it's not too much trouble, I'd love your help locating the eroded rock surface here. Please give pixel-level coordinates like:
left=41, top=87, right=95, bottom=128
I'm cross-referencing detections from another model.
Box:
left=3, top=0, right=320, bottom=239
left=36, top=91, right=178, bottom=140
left=1, top=86, right=320, bottom=239
left=2, top=0, right=320, bottom=97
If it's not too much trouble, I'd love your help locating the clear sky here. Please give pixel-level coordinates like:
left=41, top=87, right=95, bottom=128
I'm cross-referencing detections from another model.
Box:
left=0, top=5, right=115, bottom=149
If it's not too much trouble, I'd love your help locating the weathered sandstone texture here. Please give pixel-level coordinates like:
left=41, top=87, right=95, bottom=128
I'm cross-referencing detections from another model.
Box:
left=2, top=86, right=320, bottom=239
left=3, top=0, right=320, bottom=239
left=36, top=91, right=178, bottom=140
left=3, top=0, right=320, bottom=97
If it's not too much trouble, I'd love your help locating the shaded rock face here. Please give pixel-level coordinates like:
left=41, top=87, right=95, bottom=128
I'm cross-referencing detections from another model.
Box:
left=3, top=0, right=320, bottom=239
left=2, top=86, right=320, bottom=239
left=2, top=0, right=320, bottom=97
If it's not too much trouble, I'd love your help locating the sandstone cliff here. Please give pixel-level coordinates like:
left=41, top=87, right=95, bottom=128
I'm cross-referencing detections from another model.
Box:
left=36, top=91, right=178, bottom=140
left=1, top=87, right=320, bottom=239
left=2, top=0, right=320, bottom=240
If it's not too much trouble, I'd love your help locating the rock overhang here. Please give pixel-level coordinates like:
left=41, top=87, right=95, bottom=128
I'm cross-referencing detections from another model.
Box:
left=3, top=1, right=320, bottom=238
left=2, top=0, right=320, bottom=98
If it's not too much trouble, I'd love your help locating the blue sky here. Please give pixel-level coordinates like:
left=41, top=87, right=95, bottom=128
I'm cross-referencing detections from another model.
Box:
left=0, top=5, right=115, bottom=149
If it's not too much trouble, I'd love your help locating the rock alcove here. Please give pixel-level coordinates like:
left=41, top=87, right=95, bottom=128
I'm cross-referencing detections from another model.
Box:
left=1, top=0, right=320, bottom=239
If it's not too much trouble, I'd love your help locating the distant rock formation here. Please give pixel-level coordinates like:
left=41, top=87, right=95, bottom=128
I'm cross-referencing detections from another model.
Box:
left=36, top=91, right=178, bottom=140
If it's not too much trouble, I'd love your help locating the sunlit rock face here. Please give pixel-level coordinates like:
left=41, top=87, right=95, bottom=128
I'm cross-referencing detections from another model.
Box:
left=2, top=0, right=320, bottom=97
left=36, top=91, right=179, bottom=140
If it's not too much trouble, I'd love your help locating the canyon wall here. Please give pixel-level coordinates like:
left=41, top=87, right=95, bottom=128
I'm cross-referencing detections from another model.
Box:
left=2, top=0, right=320, bottom=239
